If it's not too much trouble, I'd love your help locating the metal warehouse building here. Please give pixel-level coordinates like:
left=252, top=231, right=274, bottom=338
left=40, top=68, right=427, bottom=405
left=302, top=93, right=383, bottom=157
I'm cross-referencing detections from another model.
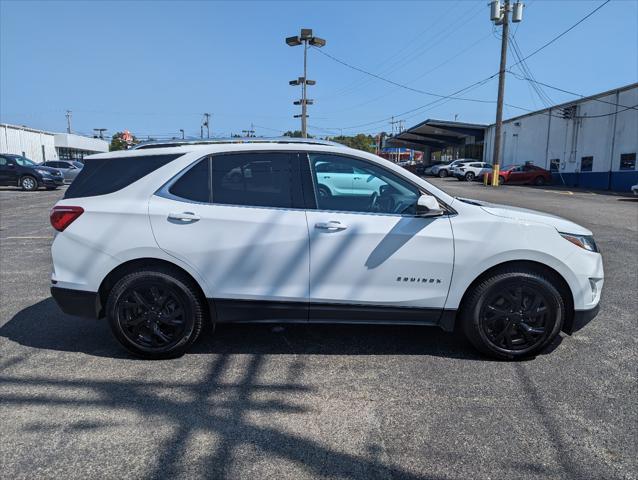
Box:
left=1, top=123, right=109, bottom=162
left=483, top=83, right=637, bottom=192
left=390, top=83, right=637, bottom=192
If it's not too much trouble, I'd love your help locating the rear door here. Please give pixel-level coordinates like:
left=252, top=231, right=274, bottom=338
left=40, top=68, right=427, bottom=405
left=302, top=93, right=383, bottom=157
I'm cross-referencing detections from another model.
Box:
left=304, top=152, right=454, bottom=322
left=148, top=152, right=310, bottom=322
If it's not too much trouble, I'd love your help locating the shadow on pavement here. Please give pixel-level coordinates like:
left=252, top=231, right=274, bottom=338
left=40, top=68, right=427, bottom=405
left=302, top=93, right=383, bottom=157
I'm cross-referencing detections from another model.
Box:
left=1, top=297, right=486, bottom=361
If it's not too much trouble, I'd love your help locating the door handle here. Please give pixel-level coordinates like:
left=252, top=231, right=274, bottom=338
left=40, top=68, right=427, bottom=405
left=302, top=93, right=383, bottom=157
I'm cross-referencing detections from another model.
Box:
left=168, top=211, right=200, bottom=222
left=353, top=176, right=361, bottom=180
left=315, top=221, right=347, bottom=231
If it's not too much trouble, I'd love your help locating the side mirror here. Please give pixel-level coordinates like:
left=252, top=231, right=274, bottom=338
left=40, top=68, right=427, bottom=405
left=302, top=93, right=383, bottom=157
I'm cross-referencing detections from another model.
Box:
left=416, top=194, right=445, bottom=217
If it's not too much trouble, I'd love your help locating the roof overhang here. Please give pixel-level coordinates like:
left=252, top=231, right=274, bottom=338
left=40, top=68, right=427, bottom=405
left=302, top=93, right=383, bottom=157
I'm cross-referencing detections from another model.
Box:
left=386, top=119, right=487, bottom=151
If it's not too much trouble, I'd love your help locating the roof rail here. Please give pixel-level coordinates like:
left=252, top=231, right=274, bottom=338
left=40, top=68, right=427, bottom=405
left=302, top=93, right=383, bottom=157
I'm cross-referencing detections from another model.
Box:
left=132, top=136, right=340, bottom=150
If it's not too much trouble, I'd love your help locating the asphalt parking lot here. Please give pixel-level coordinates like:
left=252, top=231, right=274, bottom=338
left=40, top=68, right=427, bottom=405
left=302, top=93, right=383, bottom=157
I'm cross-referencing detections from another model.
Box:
left=1, top=180, right=636, bottom=480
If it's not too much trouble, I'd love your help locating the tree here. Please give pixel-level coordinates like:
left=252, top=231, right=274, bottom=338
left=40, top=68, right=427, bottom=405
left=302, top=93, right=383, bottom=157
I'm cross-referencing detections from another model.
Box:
left=283, top=130, right=313, bottom=138
left=110, top=131, right=139, bottom=151
left=331, top=134, right=376, bottom=153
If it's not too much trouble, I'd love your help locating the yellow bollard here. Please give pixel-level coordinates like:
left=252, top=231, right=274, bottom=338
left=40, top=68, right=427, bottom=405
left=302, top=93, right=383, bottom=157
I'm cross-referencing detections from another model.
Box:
left=491, top=164, right=500, bottom=187
left=483, top=172, right=488, bottom=186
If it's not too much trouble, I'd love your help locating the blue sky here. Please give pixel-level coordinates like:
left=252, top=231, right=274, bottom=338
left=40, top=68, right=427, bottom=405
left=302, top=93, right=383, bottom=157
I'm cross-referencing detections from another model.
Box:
left=1, top=0, right=636, bottom=139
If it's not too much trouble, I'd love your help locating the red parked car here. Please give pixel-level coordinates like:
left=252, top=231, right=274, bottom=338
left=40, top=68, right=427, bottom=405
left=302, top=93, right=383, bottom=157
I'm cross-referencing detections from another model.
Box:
left=487, top=163, right=552, bottom=186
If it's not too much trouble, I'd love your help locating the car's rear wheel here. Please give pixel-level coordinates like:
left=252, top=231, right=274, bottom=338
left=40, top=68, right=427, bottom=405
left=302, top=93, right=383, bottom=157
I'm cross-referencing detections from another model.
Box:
left=317, top=184, right=331, bottom=198
left=534, top=176, right=545, bottom=186
left=438, top=170, right=448, bottom=178
left=461, top=268, right=564, bottom=360
left=498, top=175, right=505, bottom=185
left=20, top=176, right=38, bottom=191
left=465, top=172, right=475, bottom=181
left=106, top=268, right=205, bottom=359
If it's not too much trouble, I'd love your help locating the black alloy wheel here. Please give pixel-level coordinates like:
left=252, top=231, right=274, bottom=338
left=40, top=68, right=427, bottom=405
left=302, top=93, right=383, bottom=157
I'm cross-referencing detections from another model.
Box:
left=462, top=269, right=564, bottom=360
left=479, top=285, right=550, bottom=353
left=106, top=268, right=205, bottom=358
left=465, top=171, right=476, bottom=181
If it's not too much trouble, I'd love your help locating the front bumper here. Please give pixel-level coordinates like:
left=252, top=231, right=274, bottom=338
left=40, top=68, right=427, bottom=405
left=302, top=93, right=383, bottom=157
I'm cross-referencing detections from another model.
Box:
left=565, top=304, right=600, bottom=334
left=41, top=176, right=64, bottom=187
left=51, top=286, right=100, bottom=318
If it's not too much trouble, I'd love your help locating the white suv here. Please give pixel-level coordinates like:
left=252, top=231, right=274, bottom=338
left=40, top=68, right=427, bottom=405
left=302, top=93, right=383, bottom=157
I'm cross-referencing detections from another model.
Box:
left=50, top=139, right=603, bottom=360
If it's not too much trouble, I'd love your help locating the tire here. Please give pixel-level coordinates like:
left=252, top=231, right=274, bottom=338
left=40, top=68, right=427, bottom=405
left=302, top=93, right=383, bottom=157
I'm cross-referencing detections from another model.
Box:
left=105, top=267, right=205, bottom=359
left=438, top=169, right=448, bottom=178
left=317, top=185, right=331, bottom=198
left=20, top=176, right=38, bottom=191
left=461, top=268, right=564, bottom=360
left=465, top=172, right=476, bottom=182
left=498, top=175, right=505, bottom=185
left=533, top=176, right=545, bottom=186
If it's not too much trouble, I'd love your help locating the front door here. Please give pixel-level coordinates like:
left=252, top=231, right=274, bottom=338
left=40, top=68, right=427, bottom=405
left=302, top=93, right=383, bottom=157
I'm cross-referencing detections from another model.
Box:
left=304, top=153, right=454, bottom=323
left=149, top=152, right=310, bottom=322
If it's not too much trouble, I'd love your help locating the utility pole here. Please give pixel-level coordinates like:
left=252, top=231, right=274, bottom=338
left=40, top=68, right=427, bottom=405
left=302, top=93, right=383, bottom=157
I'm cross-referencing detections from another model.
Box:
left=489, top=0, right=523, bottom=186
left=286, top=29, right=326, bottom=138
left=65, top=110, right=72, bottom=134
left=202, top=113, right=211, bottom=139
left=179, top=129, right=185, bottom=139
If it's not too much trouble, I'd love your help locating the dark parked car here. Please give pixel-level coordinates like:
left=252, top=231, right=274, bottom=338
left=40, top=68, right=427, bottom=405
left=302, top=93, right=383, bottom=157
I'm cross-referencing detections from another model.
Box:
left=0, top=154, right=64, bottom=190
left=487, top=163, right=552, bottom=186
left=42, top=160, right=84, bottom=183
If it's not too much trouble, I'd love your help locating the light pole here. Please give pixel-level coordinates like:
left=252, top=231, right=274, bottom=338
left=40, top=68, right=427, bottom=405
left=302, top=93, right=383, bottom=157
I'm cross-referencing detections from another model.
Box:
left=286, top=29, right=325, bottom=138
left=179, top=129, right=185, bottom=139
left=489, top=0, right=523, bottom=186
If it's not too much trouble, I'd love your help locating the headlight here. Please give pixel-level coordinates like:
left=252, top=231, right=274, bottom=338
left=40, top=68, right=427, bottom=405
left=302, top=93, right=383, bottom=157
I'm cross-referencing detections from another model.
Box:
left=35, top=168, right=52, bottom=176
left=559, top=232, right=599, bottom=252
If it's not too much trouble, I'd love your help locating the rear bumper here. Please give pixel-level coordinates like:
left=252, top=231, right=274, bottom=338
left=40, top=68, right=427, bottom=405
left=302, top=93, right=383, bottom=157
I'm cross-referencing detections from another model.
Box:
left=51, top=286, right=100, bottom=318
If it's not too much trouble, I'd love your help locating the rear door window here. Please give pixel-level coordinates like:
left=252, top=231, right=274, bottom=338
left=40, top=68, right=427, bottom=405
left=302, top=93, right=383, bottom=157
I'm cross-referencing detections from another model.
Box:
left=211, top=152, right=300, bottom=208
left=64, top=154, right=182, bottom=199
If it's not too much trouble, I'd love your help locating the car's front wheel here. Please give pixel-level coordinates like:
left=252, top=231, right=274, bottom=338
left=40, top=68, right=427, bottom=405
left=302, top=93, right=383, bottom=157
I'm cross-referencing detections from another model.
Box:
left=465, top=172, right=475, bottom=181
left=461, top=268, right=564, bottom=360
left=106, top=267, right=205, bottom=359
left=20, top=176, right=38, bottom=191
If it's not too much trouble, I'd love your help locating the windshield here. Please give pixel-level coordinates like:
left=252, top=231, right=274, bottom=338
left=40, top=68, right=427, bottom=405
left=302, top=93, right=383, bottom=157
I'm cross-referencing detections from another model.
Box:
left=13, top=156, right=37, bottom=167
left=73, top=161, right=84, bottom=168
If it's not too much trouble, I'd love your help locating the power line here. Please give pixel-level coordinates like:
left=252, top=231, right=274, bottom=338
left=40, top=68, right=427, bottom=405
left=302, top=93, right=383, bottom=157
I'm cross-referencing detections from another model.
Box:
left=507, top=71, right=638, bottom=110
left=509, top=0, right=611, bottom=68
left=313, top=47, right=498, bottom=106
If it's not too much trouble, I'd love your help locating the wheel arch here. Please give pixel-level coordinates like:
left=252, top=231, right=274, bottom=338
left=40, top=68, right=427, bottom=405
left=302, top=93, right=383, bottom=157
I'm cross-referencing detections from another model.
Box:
left=455, top=260, right=575, bottom=334
left=97, top=257, right=212, bottom=321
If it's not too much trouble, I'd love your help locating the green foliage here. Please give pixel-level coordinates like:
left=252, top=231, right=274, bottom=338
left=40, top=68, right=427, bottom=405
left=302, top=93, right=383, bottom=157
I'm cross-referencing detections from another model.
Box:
left=331, top=134, right=376, bottom=153
left=109, top=131, right=139, bottom=151
left=282, top=130, right=313, bottom=138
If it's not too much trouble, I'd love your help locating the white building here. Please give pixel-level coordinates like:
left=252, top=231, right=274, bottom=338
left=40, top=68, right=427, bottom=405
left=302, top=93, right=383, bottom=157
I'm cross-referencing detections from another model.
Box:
left=0, top=124, right=56, bottom=162
left=0, top=123, right=109, bottom=162
left=482, top=83, right=638, bottom=191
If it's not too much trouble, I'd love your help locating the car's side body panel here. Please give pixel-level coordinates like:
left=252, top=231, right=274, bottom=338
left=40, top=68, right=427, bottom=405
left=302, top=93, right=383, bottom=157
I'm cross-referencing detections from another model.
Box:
left=50, top=143, right=603, bottom=335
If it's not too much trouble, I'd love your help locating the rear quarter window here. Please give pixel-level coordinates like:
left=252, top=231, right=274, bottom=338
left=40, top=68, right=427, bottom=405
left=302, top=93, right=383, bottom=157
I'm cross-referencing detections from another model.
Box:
left=64, top=154, right=182, bottom=199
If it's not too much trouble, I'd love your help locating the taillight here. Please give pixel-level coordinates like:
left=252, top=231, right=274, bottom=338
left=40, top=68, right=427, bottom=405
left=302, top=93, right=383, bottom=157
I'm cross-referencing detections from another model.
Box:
left=50, top=206, right=84, bottom=232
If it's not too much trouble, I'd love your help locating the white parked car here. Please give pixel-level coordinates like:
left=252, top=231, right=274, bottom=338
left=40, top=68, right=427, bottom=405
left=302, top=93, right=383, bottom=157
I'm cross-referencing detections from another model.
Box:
left=430, top=159, right=477, bottom=178
left=50, top=139, right=603, bottom=360
left=631, top=184, right=638, bottom=196
left=453, top=162, right=493, bottom=181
